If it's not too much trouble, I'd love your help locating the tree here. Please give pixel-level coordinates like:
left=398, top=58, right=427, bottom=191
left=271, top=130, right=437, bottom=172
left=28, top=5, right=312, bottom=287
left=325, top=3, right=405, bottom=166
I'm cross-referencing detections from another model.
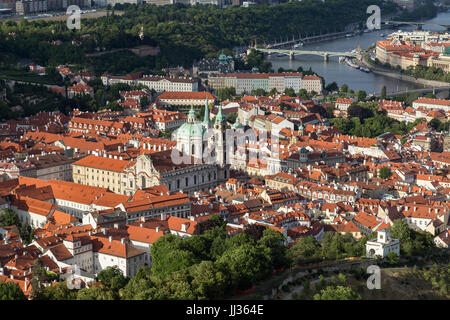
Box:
left=379, top=167, right=392, bottom=179
left=0, top=208, right=20, bottom=227
left=244, top=224, right=266, bottom=241
left=428, top=118, right=442, bottom=131
left=194, top=214, right=227, bottom=236
left=76, top=285, right=116, bottom=300
left=217, top=87, right=236, bottom=101
left=45, top=66, right=63, bottom=85
left=120, top=266, right=157, bottom=300
left=298, top=89, right=308, bottom=99
left=251, top=88, right=266, bottom=96
left=140, top=95, right=149, bottom=109
left=325, top=81, right=338, bottom=92
left=258, top=228, right=289, bottom=269
left=347, top=104, right=373, bottom=121
left=97, top=266, right=128, bottom=292
left=284, top=87, right=296, bottom=97
left=0, top=282, right=27, bottom=300
left=216, top=243, right=271, bottom=290
left=226, top=112, right=238, bottom=124
left=386, top=251, right=399, bottom=265
left=189, top=261, right=227, bottom=299
left=287, top=235, right=320, bottom=264
left=356, top=90, right=367, bottom=102
left=269, top=88, right=278, bottom=96
left=326, top=106, right=335, bottom=119
left=390, top=220, right=434, bottom=256
left=31, top=259, right=49, bottom=299
left=381, top=85, right=387, bottom=99
left=313, top=285, right=362, bottom=300
left=41, top=283, right=77, bottom=300
left=151, top=234, right=199, bottom=276
left=339, top=84, right=349, bottom=93
left=154, top=269, right=196, bottom=300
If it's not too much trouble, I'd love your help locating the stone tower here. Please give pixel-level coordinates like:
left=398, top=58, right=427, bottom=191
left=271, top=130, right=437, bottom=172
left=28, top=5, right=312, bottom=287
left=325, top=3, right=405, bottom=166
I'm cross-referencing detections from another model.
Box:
left=213, top=104, right=228, bottom=182
left=444, top=127, right=450, bottom=152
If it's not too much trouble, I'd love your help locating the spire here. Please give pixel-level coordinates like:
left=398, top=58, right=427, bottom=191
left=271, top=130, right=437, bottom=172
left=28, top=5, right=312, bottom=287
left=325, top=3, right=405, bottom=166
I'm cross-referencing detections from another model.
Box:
left=188, top=105, right=196, bottom=123
left=215, top=104, right=224, bottom=127
left=202, top=96, right=210, bottom=127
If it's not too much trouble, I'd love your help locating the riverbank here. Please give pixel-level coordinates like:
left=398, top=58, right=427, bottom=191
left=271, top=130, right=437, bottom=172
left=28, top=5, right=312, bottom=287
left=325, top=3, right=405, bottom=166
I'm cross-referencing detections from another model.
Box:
left=361, top=58, right=450, bottom=89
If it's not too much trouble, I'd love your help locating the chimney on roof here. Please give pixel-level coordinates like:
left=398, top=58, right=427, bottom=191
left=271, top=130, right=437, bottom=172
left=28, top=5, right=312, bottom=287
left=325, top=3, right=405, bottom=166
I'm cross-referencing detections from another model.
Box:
left=109, top=236, right=112, bottom=243
left=0, top=268, right=3, bottom=275
left=102, top=228, right=107, bottom=235
left=161, top=213, right=167, bottom=221
left=121, top=238, right=125, bottom=244
left=139, top=223, right=143, bottom=228
left=10, top=275, right=13, bottom=280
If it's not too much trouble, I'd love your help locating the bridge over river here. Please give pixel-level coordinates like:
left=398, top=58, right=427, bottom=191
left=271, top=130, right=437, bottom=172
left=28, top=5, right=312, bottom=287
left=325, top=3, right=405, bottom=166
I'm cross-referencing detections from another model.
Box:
left=256, top=48, right=357, bottom=61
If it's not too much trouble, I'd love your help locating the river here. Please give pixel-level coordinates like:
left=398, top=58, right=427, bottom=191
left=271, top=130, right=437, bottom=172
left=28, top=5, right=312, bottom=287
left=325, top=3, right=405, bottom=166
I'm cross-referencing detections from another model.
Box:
left=266, top=10, right=450, bottom=94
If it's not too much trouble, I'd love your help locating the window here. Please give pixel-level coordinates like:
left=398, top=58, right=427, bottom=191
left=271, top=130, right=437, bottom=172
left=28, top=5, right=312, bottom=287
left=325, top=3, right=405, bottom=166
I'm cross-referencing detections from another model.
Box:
left=185, top=177, right=189, bottom=187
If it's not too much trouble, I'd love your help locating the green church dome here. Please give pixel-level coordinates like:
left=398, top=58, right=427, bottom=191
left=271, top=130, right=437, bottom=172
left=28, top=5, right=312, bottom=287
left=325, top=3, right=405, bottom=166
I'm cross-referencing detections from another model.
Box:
left=232, top=117, right=243, bottom=129
left=218, top=49, right=228, bottom=61
left=177, top=105, right=206, bottom=137
left=444, top=47, right=450, bottom=56
left=177, top=122, right=206, bottom=137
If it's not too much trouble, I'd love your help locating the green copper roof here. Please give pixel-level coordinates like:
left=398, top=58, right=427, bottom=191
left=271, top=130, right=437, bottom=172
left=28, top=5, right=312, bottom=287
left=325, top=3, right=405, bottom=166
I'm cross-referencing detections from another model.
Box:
left=218, top=49, right=228, bottom=61
left=444, top=47, right=450, bottom=56
left=215, top=105, right=225, bottom=125
left=202, top=97, right=210, bottom=126
left=232, top=117, right=243, bottom=128
left=177, top=122, right=206, bottom=137
left=188, top=105, right=196, bottom=119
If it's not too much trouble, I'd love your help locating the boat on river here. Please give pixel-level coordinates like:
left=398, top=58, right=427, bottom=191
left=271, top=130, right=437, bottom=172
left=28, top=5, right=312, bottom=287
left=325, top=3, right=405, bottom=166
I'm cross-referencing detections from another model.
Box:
left=344, top=58, right=360, bottom=69
left=360, top=67, right=371, bottom=73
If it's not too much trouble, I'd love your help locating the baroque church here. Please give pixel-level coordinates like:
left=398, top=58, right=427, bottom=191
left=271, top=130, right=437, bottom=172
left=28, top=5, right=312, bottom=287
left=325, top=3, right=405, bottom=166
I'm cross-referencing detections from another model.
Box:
left=174, top=98, right=230, bottom=184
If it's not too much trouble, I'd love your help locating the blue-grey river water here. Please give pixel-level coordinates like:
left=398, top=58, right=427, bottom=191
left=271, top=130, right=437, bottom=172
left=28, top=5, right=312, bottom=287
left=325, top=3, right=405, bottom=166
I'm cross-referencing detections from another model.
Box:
left=266, top=10, right=450, bottom=94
